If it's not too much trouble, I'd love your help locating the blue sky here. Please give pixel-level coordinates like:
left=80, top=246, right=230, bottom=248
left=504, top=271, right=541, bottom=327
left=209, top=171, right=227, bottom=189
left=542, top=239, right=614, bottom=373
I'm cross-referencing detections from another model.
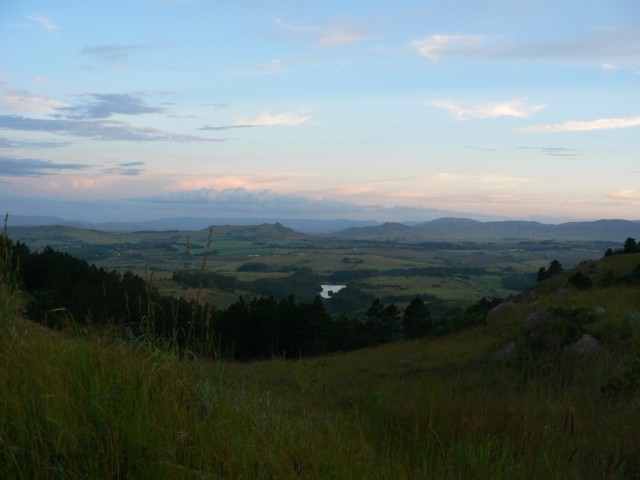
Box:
left=1, top=0, right=639, bottom=223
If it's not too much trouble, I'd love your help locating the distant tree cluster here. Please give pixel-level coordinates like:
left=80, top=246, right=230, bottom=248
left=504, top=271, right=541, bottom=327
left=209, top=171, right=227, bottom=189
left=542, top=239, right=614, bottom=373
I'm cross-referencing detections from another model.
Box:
left=604, top=237, right=639, bottom=257
left=172, top=270, right=240, bottom=291
left=567, top=271, right=593, bottom=290
left=536, top=260, right=563, bottom=283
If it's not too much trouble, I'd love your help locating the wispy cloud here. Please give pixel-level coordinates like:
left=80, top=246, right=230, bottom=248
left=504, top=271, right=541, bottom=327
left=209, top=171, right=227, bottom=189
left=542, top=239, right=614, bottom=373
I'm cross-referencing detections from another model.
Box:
left=198, top=124, right=253, bottom=131
left=0, top=136, right=71, bottom=149
left=274, top=18, right=373, bottom=48
left=413, top=34, right=487, bottom=60
left=142, top=187, right=365, bottom=216
left=518, top=115, right=640, bottom=133
left=81, top=44, right=144, bottom=63
left=430, top=98, right=546, bottom=120
left=0, top=90, right=69, bottom=115
left=607, top=189, right=640, bottom=204
left=426, top=172, right=530, bottom=187
left=231, top=59, right=284, bottom=76
left=237, top=112, right=311, bottom=127
left=0, top=115, right=221, bottom=142
left=26, top=14, right=59, bottom=33
left=199, top=111, right=311, bottom=131
left=60, top=93, right=165, bottom=119
left=517, top=146, right=583, bottom=157
left=101, top=161, right=145, bottom=176
left=413, top=29, right=640, bottom=65
left=0, top=155, right=89, bottom=177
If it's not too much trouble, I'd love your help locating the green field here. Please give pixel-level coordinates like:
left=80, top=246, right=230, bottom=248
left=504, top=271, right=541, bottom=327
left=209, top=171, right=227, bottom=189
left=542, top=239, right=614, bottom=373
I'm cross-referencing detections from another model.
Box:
left=8, top=224, right=612, bottom=312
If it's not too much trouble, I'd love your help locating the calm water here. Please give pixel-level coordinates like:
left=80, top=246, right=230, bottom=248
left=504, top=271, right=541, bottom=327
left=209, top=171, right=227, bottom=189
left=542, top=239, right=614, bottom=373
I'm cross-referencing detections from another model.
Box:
left=319, top=284, right=346, bottom=299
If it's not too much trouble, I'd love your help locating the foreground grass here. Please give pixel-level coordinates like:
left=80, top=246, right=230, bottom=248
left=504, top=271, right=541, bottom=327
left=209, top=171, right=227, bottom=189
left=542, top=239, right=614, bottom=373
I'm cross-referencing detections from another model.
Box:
left=1, top=284, right=640, bottom=478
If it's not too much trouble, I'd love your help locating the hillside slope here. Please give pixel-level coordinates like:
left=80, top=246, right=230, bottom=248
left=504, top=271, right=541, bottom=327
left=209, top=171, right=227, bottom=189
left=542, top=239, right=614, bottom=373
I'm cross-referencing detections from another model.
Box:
left=1, top=251, right=640, bottom=478
left=336, top=217, right=640, bottom=241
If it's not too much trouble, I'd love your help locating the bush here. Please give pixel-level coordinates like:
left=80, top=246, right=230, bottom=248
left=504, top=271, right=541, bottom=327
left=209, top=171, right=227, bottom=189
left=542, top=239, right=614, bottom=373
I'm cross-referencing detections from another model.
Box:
left=568, top=271, right=593, bottom=290
left=237, top=262, right=272, bottom=272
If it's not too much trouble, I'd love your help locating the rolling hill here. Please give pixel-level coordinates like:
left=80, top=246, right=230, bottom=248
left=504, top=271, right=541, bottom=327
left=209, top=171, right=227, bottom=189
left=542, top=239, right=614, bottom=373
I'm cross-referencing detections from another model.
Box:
left=336, top=217, right=640, bottom=241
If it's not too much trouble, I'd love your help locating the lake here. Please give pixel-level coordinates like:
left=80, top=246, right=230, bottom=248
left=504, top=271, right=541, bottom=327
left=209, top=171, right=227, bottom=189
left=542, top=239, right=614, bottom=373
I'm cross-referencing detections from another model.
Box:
left=320, top=284, right=346, bottom=299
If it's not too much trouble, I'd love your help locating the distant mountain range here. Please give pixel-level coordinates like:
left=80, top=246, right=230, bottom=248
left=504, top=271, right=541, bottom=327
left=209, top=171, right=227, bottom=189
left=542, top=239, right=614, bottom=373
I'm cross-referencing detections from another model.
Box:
left=7, top=215, right=640, bottom=241
left=6, top=215, right=379, bottom=235
left=334, top=217, right=640, bottom=242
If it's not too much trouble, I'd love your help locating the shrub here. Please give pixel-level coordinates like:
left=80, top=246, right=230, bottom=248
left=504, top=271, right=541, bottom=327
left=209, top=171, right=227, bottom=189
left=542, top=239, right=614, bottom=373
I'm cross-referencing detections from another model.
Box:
left=568, top=271, right=593, bottom=290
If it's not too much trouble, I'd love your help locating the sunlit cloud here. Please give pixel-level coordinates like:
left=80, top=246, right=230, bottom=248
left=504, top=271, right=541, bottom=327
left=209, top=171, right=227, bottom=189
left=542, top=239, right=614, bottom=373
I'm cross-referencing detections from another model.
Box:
left=430, top=98, right=546, bottom=120
left=424, top=173, right=529, bottom=186
left=0, top=90, right=69, bottom=115
left=608, top=189, right=640, bottom=204
left=32, top=76, right=47, bottom=83
left=199, top=111, right=311, bottom=131
left=170, top=173, right=305, bottom=191
left=27, top=14, right=59, bottom=33
left=518, top=115, right=640, bottom=133
left=413, top=34, right=487, bottom=60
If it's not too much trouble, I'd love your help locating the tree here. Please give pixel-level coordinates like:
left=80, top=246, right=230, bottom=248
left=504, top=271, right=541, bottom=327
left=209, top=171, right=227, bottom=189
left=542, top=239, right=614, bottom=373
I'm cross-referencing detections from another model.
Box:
left=382, top=303, right=401, bottom=341
left=568, top=271, right=593, bottom=290
left=364, top=298, right=400, bottom=344
left=402, top=296, right=432, bottom=338
left=623, top=237, right=638, bottom=254
left=548, top=260, right=563, bottom=275
left=537, top=260, right=563, bottom=282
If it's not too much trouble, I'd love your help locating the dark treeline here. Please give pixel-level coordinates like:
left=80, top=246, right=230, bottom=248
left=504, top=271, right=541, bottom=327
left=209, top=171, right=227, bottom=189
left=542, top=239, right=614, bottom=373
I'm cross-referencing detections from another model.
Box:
left=385, top=266, right=487, bottom=277
left=174, top=269, right=325, bottom=302
left=604, top=237, right=640, bottom=257
left=173, top=270, right=240, bottom=291
left=5, top=238, right=500, bottom=361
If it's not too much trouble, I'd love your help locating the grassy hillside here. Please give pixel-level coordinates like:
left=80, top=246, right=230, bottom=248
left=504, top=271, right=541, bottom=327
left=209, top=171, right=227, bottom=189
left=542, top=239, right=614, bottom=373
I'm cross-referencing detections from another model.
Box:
left=1, top=246, right=640, bottom=477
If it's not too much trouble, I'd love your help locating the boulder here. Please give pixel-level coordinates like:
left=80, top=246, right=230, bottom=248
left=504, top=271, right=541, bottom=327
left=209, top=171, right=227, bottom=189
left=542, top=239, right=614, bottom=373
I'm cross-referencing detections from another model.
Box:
left=494, top=341, right=518, bottom=362
left=523, top=309, right=550, bottom=336
left=563, top=334, right=603, bottom=357
left=486, top=301, right=517, bottom=323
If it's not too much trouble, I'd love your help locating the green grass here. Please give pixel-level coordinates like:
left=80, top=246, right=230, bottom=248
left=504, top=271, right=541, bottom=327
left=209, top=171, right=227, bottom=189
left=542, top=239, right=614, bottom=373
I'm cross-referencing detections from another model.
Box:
left=2, top=283, right=640, bottom=478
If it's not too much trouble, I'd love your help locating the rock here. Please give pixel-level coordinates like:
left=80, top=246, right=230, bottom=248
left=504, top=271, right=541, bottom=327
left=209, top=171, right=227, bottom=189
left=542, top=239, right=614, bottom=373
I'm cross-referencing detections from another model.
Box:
left=592, top=306, right=606, bottom=315
left=495, top=341, right=518, bottom=362
left=518, top=291, right=538, bottom=304
left=563, top=334, right=603, bottom=357
left=628, top=312, right=640, bottom=321
left=523, top=309, right=550, bottom=336
left=486, top=301, right=517, bottom=323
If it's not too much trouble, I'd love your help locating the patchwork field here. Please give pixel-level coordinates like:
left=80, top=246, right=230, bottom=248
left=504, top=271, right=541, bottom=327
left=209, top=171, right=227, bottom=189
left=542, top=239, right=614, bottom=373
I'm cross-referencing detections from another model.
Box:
left=8, top=223, right=614, bottom=313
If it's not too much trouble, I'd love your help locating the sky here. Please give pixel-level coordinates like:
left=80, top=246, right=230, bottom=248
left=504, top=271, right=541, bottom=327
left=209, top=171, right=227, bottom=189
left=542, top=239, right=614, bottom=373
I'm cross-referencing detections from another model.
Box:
left=1, top=0, right=639, bottom=224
